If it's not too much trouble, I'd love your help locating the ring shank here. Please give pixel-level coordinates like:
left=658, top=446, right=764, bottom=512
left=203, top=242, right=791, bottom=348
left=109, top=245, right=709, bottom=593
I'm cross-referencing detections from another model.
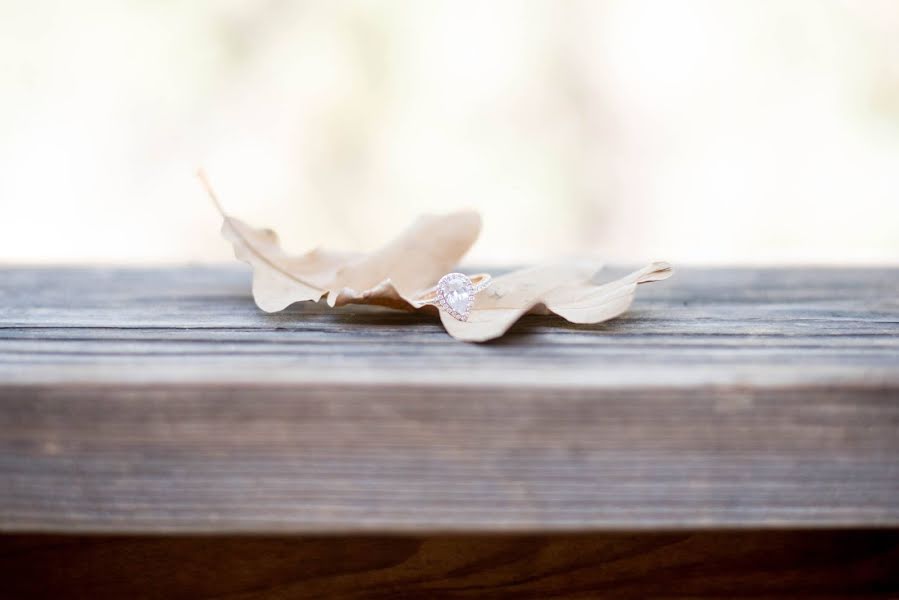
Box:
left=469, top=273, right=492, bottom=290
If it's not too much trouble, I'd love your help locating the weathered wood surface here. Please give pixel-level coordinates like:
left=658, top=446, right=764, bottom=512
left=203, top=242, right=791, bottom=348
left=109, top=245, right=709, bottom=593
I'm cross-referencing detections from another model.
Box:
left=0, top=266, right=897, bottom=532
left=4, top=531, right=899, bottom=599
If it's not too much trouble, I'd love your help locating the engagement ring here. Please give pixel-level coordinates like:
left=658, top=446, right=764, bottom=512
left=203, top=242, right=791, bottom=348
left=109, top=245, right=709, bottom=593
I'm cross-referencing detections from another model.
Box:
left=413, top=273, right=492, bottom=321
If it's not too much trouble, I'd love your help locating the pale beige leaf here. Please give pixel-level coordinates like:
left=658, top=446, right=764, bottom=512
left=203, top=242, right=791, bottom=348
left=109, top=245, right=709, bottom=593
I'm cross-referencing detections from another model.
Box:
left=543, top=261, right=673, bottom=323
left=440, top=261, right=672, bottom=342
left=200, top=172, right=670, bottom=341
left=201, top=171, right=480, bottom=314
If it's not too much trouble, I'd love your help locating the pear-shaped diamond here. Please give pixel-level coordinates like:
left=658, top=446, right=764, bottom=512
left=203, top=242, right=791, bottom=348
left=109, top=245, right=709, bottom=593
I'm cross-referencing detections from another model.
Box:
left=444, top=278, right=471, bottom=314
left=437, top=273, right=474, bottom=321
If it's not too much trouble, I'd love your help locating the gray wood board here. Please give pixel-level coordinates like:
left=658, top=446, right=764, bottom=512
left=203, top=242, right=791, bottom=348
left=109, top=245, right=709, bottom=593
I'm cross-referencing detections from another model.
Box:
left=0, top=266, right=897, bottom=532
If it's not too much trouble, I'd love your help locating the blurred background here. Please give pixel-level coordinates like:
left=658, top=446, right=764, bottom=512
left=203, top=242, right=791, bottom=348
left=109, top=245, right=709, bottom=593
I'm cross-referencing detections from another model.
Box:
left=1, top=0, right=897, bottom=265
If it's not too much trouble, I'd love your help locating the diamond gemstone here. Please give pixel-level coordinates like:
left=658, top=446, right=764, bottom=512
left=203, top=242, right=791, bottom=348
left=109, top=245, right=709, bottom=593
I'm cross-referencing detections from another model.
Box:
left=443, top=277, right=471, bottom=315
left=436, top=273, right=474, bottom=321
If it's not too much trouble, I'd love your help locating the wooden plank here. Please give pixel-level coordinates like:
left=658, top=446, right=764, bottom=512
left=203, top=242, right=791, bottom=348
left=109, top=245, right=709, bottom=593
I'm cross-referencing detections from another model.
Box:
left=0, top=266, right=896, bottom=387
left=0, top=267, right=897, bottom=532
left=2, top=383, right=897, bottom=532
left=3, top=531, right=898, bottom=599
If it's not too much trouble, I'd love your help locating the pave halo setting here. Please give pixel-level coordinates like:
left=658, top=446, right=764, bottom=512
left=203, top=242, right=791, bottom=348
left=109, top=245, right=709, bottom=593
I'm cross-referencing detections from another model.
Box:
left=413, top=273, right=492, bottom=322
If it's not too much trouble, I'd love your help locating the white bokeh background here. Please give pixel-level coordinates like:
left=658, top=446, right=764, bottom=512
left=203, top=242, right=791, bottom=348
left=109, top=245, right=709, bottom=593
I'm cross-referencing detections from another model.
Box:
left=1, top=0, right=898, bottom=264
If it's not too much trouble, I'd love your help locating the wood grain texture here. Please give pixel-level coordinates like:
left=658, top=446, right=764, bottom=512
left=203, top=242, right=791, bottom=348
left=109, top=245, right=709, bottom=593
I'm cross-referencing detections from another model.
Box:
left=0, top=266, right=897, bottom=532
left=3, top=531, right=898, bottom=599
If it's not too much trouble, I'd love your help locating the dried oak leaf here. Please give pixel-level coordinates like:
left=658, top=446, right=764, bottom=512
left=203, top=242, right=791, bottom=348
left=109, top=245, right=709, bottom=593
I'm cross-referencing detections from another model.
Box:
left=203, top=172, right=480, bottom=313
left=201, top=172, right=671, bottom=341
left=223, top=210, right=481, bottom=312
left=440, top=261, right=672, bottom=342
